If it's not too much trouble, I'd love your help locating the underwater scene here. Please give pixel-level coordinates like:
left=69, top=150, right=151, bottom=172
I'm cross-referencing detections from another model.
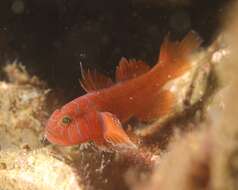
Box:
left=0, top=0, right=237, bottom=189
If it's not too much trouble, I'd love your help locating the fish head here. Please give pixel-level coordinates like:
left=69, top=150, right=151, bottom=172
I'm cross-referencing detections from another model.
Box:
left=45, top=99, right=93, bottom=146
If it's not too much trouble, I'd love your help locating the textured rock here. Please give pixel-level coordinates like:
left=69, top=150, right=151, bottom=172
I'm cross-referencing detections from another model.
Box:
left=0, top=148, right=83, bottom=190
left=0, top=63, right=49, bottom=150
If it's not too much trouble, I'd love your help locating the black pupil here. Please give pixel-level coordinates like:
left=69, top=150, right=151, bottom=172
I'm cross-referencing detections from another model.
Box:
left=62, top=116, right=71, bottom=124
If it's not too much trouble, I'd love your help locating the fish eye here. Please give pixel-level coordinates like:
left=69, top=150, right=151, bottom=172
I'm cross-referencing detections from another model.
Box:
left=61, top=116, right=72, bottom=125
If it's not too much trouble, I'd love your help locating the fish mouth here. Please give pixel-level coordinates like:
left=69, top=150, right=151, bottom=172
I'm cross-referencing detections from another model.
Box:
left=44, top=127, right=69, bottom=146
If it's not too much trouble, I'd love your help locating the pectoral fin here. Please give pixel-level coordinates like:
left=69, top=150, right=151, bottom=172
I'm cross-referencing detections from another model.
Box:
left=99, top=112, right=137, bottom=149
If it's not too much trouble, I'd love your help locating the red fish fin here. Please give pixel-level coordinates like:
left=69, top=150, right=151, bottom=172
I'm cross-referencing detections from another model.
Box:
left=157, top=31, right=202, bottom=80
left=116, top=57, right=150, bottom=82
left=80, top=63, right=114, bottom=92
left=137, top=90, right=175, bottom=121
left=99, top=112, right=137, bottom=149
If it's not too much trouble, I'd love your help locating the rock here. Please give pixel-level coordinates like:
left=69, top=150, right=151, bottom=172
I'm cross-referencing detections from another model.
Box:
left=0, top=148, right=83, bottom=190
left=130, top=130, right=212, bottom=190
left=0, top=63, right=49, bottom=150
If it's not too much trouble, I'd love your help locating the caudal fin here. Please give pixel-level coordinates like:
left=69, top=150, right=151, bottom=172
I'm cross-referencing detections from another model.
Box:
left=155, top=31, right=202, bottom=84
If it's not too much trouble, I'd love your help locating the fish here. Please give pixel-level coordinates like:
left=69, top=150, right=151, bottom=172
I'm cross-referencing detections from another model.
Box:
left=45, top=31, right=202, bottom=149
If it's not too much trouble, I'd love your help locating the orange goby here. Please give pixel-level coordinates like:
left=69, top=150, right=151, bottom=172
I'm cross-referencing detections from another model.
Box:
left=45, top=31, right=202, bottom=149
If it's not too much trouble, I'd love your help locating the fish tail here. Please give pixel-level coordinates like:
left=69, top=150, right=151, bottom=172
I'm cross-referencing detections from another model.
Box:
left=136, top=31, right=202, bottom=122
left=152, top=31, right=202, bottom=86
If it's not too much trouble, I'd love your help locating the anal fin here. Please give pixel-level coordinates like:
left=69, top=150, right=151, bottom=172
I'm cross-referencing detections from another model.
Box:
left=99, top=112, right=137, bottom=149
left=137, top=90, right=175, bottom=122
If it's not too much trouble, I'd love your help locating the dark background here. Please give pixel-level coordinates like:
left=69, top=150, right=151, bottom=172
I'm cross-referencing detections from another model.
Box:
left=0, top=0, right=232, bottom=99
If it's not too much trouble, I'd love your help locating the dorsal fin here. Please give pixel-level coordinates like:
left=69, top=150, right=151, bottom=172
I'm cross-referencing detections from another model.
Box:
left=79, top=63, right=114, bottom=92
left=116, top=57, right=150, bottom=82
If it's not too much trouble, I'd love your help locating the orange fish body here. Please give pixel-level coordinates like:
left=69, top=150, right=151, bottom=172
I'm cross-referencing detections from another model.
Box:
left=45, top=31, right=201, bottom=148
